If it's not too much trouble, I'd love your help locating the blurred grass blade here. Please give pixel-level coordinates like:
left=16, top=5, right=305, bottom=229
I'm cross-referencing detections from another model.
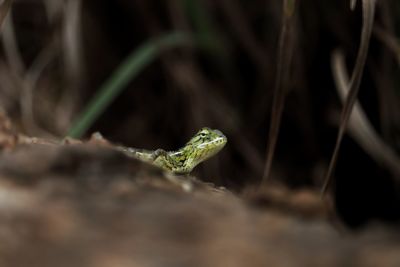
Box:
left=284, top=0, right=296, bottom=17
left=67, top=32, right=191, bottom=138
left=331, top=50, right=400, bottom=179
left=261, top=0, right=296, bottom=186
left=321, top=0, right=376, bottom=196
left=184, top=0, right=220, bottom=53
left=0, top=0, right=12, bottom=28
left=374, top=25, right=400, bottom=66
left=350, top=0, right=357, bottom=10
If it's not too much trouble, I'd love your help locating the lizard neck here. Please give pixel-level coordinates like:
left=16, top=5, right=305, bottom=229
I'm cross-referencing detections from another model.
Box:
left=117, top=146, right=154, bottom=162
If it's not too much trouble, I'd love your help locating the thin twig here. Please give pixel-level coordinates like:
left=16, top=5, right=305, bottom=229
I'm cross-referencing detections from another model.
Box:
left=261, top=0, right=296, bottom=186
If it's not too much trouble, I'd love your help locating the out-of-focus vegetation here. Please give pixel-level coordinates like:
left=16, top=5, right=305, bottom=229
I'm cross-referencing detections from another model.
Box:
left=67, top=32, right=192, bottom=138
left=1, top=0, right=400, bottom=226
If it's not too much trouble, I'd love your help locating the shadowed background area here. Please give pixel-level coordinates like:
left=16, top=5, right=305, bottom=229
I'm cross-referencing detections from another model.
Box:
left=0, top=0, right=399, bottom=228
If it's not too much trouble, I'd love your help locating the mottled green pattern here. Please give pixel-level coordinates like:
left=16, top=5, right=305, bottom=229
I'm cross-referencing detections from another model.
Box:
left=118, top=128, right=227, bottom=174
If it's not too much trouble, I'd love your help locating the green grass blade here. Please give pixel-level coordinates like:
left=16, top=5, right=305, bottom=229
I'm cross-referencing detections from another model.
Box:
left=67, top=32, right=191, bottom=138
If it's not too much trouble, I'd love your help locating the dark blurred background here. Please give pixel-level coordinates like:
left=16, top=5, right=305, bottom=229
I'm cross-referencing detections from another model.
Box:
left=0, top=0, right=400, bottom=227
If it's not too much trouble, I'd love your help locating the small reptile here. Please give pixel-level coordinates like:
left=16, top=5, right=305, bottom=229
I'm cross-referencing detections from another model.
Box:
left=117, top=127, right=227, bottom=174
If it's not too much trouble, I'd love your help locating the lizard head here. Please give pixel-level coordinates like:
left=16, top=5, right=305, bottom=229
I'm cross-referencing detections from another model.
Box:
left=185, top=127, right=227, bottom=165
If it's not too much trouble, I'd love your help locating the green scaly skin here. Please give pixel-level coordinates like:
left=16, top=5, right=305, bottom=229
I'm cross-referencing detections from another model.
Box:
left=118, top=127, right=227, bottom=174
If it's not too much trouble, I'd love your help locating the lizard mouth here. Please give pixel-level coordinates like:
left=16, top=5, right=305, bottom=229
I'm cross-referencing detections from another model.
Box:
left=197, top=135, right=227, bottom=149
left=210, top=135, right=227, bottom=148
left=212, top=129, right=227, bottom=148
left=213, top=129, right=226, bottom=139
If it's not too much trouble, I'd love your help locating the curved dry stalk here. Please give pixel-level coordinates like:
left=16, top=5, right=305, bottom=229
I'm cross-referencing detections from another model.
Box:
left=350, top=0, right=357, bottom=10
left=55, top=0, right=84, bottom=132
left=3, top=7, right=59, bottom=137
left=43, top=0, right=63, bottom=22
left=261, top=0, right=296, bottom=186
left=2, top=10, right=25, bottom=76
left=0, top=0, right=11, bottom=28
left=22, top=39, right=59, bottom=138
left=321, top=0, right=376, bottom=196
left=373, top=25, right=400, bottom=66
left=331, top=50, right=400, bottom=180
left=62, top=0, right=83, bottom=84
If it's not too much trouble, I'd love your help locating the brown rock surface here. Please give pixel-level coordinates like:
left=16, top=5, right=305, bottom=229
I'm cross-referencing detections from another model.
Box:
left=0, top=144, right=399, bottom=267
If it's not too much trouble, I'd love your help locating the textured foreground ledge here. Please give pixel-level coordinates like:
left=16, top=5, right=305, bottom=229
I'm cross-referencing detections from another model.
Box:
left=0, top=143, right=399, bottom=267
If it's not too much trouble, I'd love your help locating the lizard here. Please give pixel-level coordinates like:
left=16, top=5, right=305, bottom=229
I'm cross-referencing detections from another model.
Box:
left=116, top=127, right=227, bottom=175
